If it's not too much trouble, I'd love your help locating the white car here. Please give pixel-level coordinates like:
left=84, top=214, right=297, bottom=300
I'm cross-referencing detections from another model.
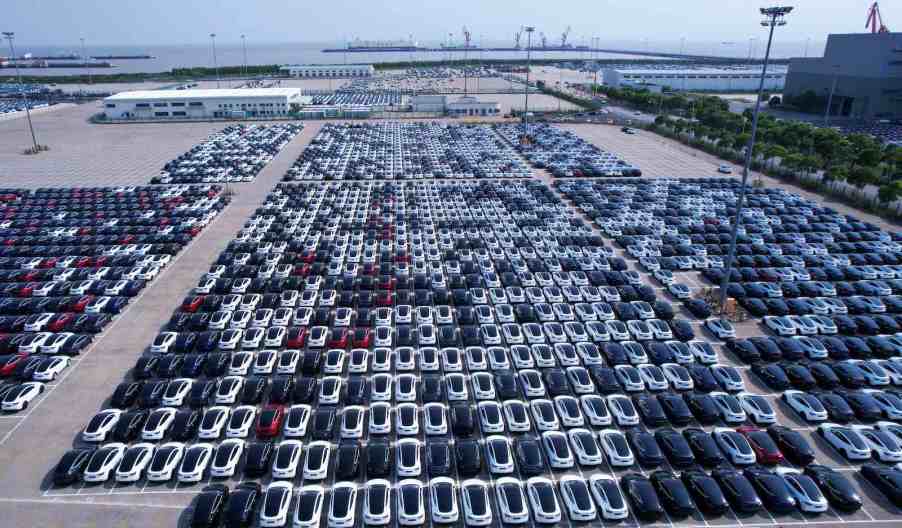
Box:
left=818, top=423, right=872, bottom=460
left=485, top=435, right=515, bottom=474
left=568, top=428, right=603, bottom=465
left=711, top=392, right=747, bottom=424
left=598, top=429, right=634, bottom=466
left=303, top=441, right=331, bottom=480
left=711, top=364, right=745, bottom=392
left=776, top=468, right=828, bottom=513
left=328, top=482, right=358, bottom=528
left=161, top=378, right=193, bottom=407
left=1, top=382, right=44, bottom=411
left=115, top=443, right=155, bottom=483
left=210, top=438, right=245, bottom=477
left=146, top=442, right=184, bottom=481
left=502, top=400, right=532, bottom=432
left=853, top=425, right=902, bottom=462
left=461, top=479, right=493, bottom=527
left=526, top=477, right=562, bottom=524
left=272, top=439, right=303, bottom=479
left=397, top=479, right=426, bottom=526
left=738, top=392, right=777, bottom=425
left=661, top=363, right=694, bottom=391
left=82, top=408, right=123, bottom=442
left=363, top=479, right=391, bottom=526
left=340, top=406, right=366, bottom=439
left=260, top=481, right=294, bottom=528
left=713, top=428, right=756, bottom=465
left=589, top=475, right=629, bottom=520
left=559, top=476, right=597, bottom=522
left=294, top=485, right=326, bottom=528
left=606, top=394, right=639, bottom=426
left=142, top=407, right=177, bottom=441
left=225, top=405, right=257, bottom=438
left=580, top=395, right=613, bottom=426
left=284, top=404, right=312, bottom=437
left=397, top=438, right=422, bottom=477
left=150, top=331, right=178, bottom=353
left=82, top=442, right=126, bottom=482
left=430, top=477, right=460, bottom=524
left=782, top=390, right=828, bottom=422
left=177, top=442, right=214, bottom=482
left=764, top=315, right=796, bottom=336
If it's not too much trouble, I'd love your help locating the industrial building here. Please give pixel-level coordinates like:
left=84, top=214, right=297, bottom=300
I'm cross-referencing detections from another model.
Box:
left=410, top=95, right=500, bottom=116
left=784, top=32, right=902, bottom=119
left=102, top=88, right=311, bottom=120
left=602, top=68, right=786, bottom=92
left=280, top=64, right=375, bottom=78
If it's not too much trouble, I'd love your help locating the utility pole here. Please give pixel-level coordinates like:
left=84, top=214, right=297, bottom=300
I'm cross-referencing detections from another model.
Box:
left=718, top=5, right=793, bottom=314
left=523, top=26, right=535, bottom=136
left=80, top=37, right=92, bottom=84
left=3, top=32, right=40, bottom=153
left=824, top=65, right=840, bottom=126
left=210, top=33, right=220, bottom=88
left=241, top=34, right=248, bottom=79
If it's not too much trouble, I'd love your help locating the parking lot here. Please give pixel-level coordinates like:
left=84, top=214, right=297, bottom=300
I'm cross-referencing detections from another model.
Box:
left=1, top=116, right=902, bottom=528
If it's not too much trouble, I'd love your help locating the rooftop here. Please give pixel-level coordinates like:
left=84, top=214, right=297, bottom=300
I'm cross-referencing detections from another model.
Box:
left=105, top=88, right=303, bottom=101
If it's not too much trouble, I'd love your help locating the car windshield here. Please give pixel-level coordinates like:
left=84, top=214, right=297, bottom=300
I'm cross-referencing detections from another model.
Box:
left=296, top=492, right=319, bottom=521
left=332, top=488, right=352, bottom=517
left=466, top=486, right=487, bottom=515
left=263, top=489, right=286, bottom=517
left=368, top=486, right=387, bottom=515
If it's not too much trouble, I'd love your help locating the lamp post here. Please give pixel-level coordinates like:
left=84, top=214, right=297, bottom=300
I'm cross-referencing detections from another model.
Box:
left=523, top=26, right=535, bottom=136
left=2, top=32, right=39, bottom=152
left=718, top=6, right=793, bottom=314
left=240, top=34, right=248, bottom=80
left=210, top=33, right=220, bottom=88
left=824, top=65, right=840, bottom=126
left=80, top=37, right=92, bottom=84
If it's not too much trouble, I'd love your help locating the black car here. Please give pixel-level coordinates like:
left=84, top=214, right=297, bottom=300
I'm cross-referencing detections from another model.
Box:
left=743, top=465, right=796, bottom=513
left=170, top=410, right=201, bottom=441
left=293, top=377, right=317, bottom=403
left=110, top=381, right=143, bottom=408
left=426, top=440, right=453, bottom=477
left=650, top=470, right=696, bottom=517
left=455, top=438, right=482, bottom=477
left=751, top=363, right=791, bottom=390
left=681, top=468, right=729, bottom=515
left=627, top=430, right=665, bottom=468
left=836, top=389, right=883, bottom=422
left=335, top=442, right=360, bottom=480
left=712, top=466, right=762, bottom=513
left=654, top=428, right=695, bottom=468
left=53, top=448, right=95, bottom=486
left=684, top=428, right=726, bottom=466
left=861, top=464, right=902, bottom=507
left=311, top=408, right=335, bottom=440
left=367, top=439, right=392, bottom=478
left=804, top=465, right=862, bottom=512
left=635, top=394, right=668, bottom=427
left=113, top=410, right=149, bottom=441
left=813, top=391, right=856, bottom=423
left=767, top=425, right=815, bottom=466
left=191, top=484, right=229, bottom=528
left=515, top=436, right=546, bottom=476
left=621, top=473, right=664, bottom=521
left=451, top=403, right=475, bottom=437
left=684, top=392, right=720, bottom=424
left=223, top=481, right=261, bottom=528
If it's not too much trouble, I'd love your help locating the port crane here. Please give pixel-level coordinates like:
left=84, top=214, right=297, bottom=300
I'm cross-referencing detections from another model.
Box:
left=539, top=32, right=547, bottom=48
left=866, top=1, right=890, bottom=33
left=462, top=26, right=471, bottom=48
left=561, top=26, right=571, bottom=48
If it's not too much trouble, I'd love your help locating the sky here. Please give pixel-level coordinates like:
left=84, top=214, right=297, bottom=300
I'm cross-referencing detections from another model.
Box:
left=4, top=0, right=899, bottom=46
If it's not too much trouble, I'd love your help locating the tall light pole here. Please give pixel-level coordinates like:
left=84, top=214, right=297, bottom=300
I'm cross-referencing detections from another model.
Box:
left=824, top=64, right=840, bottom=126
left=718, top=5, right=793, bottom=314
left=3, top=32, right=39, bottom=152
left=240, top=34, right=248, bottom=79
left=210, top=33, right=220, bottom=88
left=523, top=26, right=534, bottom=136
left=80, top=37, right=92, bottom=84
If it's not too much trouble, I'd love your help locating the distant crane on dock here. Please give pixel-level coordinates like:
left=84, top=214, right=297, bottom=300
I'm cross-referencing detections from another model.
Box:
left=866, top=1, right=890, bottom=33
left=514, top=29, right=522, bottom=49
left=561, top=26, right=571, bottom=48
left=539, top=32, right=547, bottom=49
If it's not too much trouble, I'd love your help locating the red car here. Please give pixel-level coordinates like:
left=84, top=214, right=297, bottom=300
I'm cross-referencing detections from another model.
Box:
left=17, top=284, right=35, bottom=298
left=375, top=292, right=394, bottom=307
left=255, top=405, right=285, bottom=438
left=292, top=264, right=311, bottom=277
left=377, top=276, right=397, bottom=291
left=361, top=263, right=378, bottom=276
left=182, top=295, right=205, bottom=313
left=328, top=328, right=350, bottom=349
left=300, top=250, right=316, bottom=264
left=286, top=327, right=308, bottom=349
left=71, top=295, right=94, bottom=313
left=74, top=257, right=93, bottom=268
left=38, top=257, right=57, bottom=269
left=352, top=328, right=372, bottom=348
left=0, top=354, right=27, bottom=377
left=737, top=426, right=785, bottom=465
left=47, top=313, right=75, bottom=332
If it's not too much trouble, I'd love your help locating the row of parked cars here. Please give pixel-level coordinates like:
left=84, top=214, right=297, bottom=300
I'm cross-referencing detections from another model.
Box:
left=50, top=179, right=888, bottom=527
left=495, top=123, right=642, bottom=178
left=283, top=122, right=532, bottom=181
left=152, top=124, right=303, bottom=184
left=308, top=91, right=402, bottom=106
left=0, top=185, right=226, bottom=414
left=557, top=176, right=902, bottom=508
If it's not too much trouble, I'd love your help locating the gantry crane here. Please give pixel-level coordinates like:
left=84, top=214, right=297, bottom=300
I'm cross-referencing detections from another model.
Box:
left=866, top=1, right=890, bottom=33
left=561, top=26, right=571, bottom=48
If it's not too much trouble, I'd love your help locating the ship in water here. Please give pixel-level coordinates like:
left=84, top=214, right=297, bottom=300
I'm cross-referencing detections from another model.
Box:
left=91, top=55, right=155, bottom=60
left=345, top=38, right=419, bottom=52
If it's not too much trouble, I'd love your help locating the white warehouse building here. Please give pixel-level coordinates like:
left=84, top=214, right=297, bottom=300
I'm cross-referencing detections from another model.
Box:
left=603, top=68, right=786, bottom=92
left=102, top=88, right=311, bottom=120
left=280, top=64, right=374, bottom=78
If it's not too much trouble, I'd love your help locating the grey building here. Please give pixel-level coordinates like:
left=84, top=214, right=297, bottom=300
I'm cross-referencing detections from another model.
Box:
left=784, top=32, right=902, bottom=119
